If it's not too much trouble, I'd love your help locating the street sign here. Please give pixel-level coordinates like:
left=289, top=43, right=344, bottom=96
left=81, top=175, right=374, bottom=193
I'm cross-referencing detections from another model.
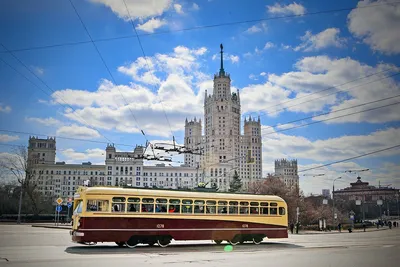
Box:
left=356, top=200, right=362, bottom=206
left=56, top=198, right=63, bottom=205
left=334, top=213, right=338, bottom=219
left=350, top=215, right=354, bottom=220
left=67, top=203, right=72, bottom=209
left=56, top=205, right=62, bottom=213
left=322, top=199, right=328, bottom=205
left=377, top=199, right=383, bottom=206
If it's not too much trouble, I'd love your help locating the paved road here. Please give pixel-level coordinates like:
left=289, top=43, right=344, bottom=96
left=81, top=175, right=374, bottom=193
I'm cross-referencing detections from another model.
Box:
left=0, top=225, right=399, bottom=267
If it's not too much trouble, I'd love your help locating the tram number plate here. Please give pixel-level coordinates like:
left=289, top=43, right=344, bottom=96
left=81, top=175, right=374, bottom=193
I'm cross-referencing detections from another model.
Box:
left=157, top=224, right=165, bottom=229
left=242, top=224, right=249, bottom=228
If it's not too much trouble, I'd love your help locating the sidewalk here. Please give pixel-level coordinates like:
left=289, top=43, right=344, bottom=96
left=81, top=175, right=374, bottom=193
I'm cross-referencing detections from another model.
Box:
left=293, top=227, right=389, bottom=235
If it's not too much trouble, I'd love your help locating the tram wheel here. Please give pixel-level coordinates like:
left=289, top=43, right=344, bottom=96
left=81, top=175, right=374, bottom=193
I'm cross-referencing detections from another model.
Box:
left=214, top=240, right=223, bottom=245
left=157, top=238, right=171, bottom=248
left=115, top=242, right=125, bottom=247
left=228, top=235, right=242, bottom=246
left=84, top=242, right=97, bottom=246
left=125, top=237, right=139, bottom=248
left=147, top=242, right=155, bottom=246
left=252, top=237, right=263, bottom=245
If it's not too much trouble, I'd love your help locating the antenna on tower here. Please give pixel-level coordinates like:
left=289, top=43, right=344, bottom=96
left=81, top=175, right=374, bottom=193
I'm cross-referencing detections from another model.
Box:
left=219, top=43, right=225, bottom=76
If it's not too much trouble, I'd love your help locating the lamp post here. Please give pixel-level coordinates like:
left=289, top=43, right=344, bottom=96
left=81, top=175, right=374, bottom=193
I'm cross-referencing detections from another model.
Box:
left=396, top=193, right=399, bottom=220
left=332, top=176, right=342, bottom=225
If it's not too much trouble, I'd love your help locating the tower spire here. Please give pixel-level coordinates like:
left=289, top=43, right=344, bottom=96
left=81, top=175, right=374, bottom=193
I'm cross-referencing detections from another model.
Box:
left=219, top=43, right=225, bottom=76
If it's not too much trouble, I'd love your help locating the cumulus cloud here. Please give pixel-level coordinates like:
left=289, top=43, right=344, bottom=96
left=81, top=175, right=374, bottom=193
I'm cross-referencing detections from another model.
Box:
left=264, top=42, right=275, bottom=49
left=229, top=55, right=240, bottom=64
left=136, top=18, right=167, bottom=33
left=212, top=53, right=240, bottom=64
left=0, top=134, right=19, bottom=143
left=192, top=3, right=200, bottom=10
left=89, top=0, right=172, bottom=20
left=25, top=117, right=62, bottom=126
left=50, top=46, right=210, bottom=137
left=267, top=2, right=306, bottom=15
left=244, top=22, right=267, bottom=34
left=174, top=3, right=183, bottom=14
left=0, top=104, right=11, bottom=113
left=56, top=125, right=101, bottom=139
left=294, top=28, right=346, bottom=52
left=348, top=0, right=400, bottom=55
left=60, top=148, right=105, bottom=163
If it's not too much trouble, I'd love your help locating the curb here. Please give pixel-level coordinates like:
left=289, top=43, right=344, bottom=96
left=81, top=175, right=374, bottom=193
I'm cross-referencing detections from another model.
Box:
left=292, top=228, right=389, bottom=235
left=31, top=224, right=70, bottom=230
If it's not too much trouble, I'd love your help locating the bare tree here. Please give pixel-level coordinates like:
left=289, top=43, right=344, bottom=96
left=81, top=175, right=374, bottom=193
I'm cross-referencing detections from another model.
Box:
left=0, top=146, right=50, bottom=220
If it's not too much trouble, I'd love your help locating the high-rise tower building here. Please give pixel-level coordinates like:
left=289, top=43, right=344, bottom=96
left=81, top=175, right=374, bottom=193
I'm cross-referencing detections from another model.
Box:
left=274, top=159, right=299, bottom=189
left=27, top=136, right=56, bottom=167
left=184, top=44, right=263, bottom=191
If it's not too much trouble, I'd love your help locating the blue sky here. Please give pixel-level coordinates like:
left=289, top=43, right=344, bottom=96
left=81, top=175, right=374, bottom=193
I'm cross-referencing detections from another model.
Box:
left=0, top=0, right=399, bottom=194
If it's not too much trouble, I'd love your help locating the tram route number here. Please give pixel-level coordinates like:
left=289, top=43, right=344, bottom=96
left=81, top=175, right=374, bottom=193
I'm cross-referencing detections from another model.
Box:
left=157, top=224, right=165, bottom=229
left=242, top=224, right=249, bottom=228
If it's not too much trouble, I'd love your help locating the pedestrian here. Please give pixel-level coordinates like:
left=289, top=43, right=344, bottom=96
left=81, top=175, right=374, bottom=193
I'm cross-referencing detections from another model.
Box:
left=338, top=223, right=342, bottom=233
left=388, top=221, right=392, bottom=229
left=290, top=223, right=294, bottom=234
left=362, top=222, right=366, bottom=232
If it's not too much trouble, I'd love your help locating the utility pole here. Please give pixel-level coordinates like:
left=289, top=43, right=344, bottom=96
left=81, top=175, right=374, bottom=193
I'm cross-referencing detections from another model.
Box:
left=332, top=176, right=342, bottom=225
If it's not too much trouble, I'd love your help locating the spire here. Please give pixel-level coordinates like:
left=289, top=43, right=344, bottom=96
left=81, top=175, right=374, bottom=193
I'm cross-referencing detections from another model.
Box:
left=219, top=43, right=225, bottom=76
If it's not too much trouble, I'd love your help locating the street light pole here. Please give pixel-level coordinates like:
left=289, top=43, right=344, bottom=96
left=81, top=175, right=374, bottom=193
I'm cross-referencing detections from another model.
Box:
left=17, top=180, right=23, bottom=224
left=332, top=176, right=342, bottom=226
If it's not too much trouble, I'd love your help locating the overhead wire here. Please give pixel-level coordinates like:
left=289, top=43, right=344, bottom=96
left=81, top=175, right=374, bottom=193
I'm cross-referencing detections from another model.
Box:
left=264, top=93, right=400, bottom=131
left=68, top=0, right=149, bottom=145
left=0, top=44, right=117, bottom=147
left=261, top=100, right=400, bottom=137
left=298, top=144, right=400, bottom=173
left=247, top=67, right=397, bottom=117
left=121, top=0, right=174, bottom=139
left=1, top=1, right=399, bottom=54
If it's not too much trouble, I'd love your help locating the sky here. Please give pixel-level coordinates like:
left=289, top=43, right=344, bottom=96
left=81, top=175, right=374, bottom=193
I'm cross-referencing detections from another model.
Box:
left=0, top=0, right=399, bottom=195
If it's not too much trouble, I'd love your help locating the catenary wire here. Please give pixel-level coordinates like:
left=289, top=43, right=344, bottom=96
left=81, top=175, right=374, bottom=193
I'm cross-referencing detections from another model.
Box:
left=1, top=1, right=400, bottom=54
left=264, top=93, right=400, bottom=131
left=298, top=144, right=400, bottom=173
left=247, top=67, right=397, bottom=117
left=260, top=71, right=400, bottom=117
left=261, top=101, right=400, bottom=137
left=122, top=0, right=174, bottom=138
left=68, top=0, right=147, bottom=143
left=0, top=45, right=117, bottom=147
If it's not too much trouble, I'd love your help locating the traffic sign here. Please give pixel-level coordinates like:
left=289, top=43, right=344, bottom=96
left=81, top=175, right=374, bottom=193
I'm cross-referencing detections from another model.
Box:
left=56, top=205, right=62, bottom=213
left=56, top=198, right=63, bottom=205
left=67, top=203, right=72, bottom=209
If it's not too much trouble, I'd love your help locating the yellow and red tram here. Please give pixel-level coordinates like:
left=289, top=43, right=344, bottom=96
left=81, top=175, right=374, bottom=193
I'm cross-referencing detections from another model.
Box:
left=70, top=186, right=288, bottom=247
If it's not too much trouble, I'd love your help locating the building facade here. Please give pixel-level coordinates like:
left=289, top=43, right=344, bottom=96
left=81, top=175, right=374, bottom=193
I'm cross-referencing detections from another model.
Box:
left=28, top=138, right=199, bottom=200
left=322, top=189, right=331, bottom=199
left=184, top=44, right=262, bottom=191
left=274, top=159, right=299, bottom=188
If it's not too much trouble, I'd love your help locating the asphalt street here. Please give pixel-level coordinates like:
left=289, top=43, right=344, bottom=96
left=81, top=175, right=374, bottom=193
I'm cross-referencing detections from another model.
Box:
left=0, top=225, right=399, bottom=267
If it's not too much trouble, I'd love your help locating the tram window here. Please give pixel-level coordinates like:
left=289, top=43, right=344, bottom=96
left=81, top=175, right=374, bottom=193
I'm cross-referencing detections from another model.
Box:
left=73, top=200, right=83, bottom=215
left=127, top=197, right=140, bottom=212
left=270, top=202, right=278, bottom=206
left=87, top=200, right=109, bottom=212
left=279, top=207, right=286, bottom=215
left=260, top=202, right=269, bottom=207
left=261, top=207, right=269, bottom=215
left=218, top=201, right=227, bottom=214
left=250, top=202, right=259, bottom=207
left=240, top=202, right=249, bottom=214
left=142, top=198, right=154, bottom=213
left=112, top=197, right=125, bottom=212
left=229, top=201, right=238, bottom=214
left=169, top=199, right=180, bottom=213
left=194, top=200, right=205, bottom=214
left=270, top=207, right=278, bottom=215
left=206, top=200, right=216, bottom=214
left=250, top=207, right=259, bottom=214
left=156, top=199, right=168, bottom=213
left=182, top=199, right=193, bottom=214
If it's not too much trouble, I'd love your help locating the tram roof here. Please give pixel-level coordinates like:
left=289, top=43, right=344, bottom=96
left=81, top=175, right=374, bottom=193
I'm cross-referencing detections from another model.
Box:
left=76, top=186, right=285, bottom=202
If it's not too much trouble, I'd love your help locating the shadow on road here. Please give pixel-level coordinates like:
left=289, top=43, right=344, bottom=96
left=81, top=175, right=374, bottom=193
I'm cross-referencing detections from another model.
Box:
left=65, top=242, right=303, bottom=255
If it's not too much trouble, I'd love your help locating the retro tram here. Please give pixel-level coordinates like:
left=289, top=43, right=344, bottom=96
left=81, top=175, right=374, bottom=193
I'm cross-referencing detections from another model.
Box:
left=70, top=186, right=288, bottom=247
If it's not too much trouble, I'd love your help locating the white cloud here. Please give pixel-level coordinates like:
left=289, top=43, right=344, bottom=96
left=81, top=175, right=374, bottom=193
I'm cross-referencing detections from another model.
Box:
left=267, top=2, right=306, bottom=15
left=192, top=3, right=200, bottom=10
left=260, top=72, right=267, bottom=76
left=267, top=56, right=399, bottom=117
left=294, top=28, right=346, bottom=52
left=264, top=42, right=275, bottom=49
left=348, top=0, right=400, bottom=55
left=50, top=46, right=209, bottom=137
left=25, top=117, right=62, bottom=126
left=229, top=55, right=240, bottom=64
left=89, top=0, right=172, bottom=20
left=244, top=22, right=267, bottom=34
left=56, top=124, right=101, bottom=139
left=0, top=134, right=19, bottom=143
left=249, top=74, right=258, bottom=80
left=174, top=4, right=183, bottom=14
left=136, top=18, right=166, bottom=33
left=60, top=148, right=105, bottom=163
left=32, top=66, right=44, bottom=75
left=0, top=104, right=11, bottom=113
